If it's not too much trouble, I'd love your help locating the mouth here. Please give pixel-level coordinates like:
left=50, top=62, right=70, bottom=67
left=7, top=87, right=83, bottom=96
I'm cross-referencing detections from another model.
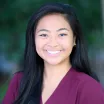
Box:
left=46, top=50, right=61, bottom=54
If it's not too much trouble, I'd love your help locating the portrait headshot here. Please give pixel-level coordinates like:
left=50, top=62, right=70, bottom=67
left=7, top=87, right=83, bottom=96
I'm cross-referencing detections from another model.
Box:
left=2, top=2, right=104, bottom=104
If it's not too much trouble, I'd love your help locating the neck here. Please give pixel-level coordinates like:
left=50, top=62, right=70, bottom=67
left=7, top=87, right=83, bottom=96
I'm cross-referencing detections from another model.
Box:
left=43, top=60, right=71, bottom=82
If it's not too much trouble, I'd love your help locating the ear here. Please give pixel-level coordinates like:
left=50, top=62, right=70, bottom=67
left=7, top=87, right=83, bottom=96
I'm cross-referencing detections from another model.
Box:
left=73, top=36, right=76, bottom=46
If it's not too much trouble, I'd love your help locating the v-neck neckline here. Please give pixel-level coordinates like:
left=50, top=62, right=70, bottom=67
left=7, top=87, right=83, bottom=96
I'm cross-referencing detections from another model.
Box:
left=40, top=67, right=73, bottom=104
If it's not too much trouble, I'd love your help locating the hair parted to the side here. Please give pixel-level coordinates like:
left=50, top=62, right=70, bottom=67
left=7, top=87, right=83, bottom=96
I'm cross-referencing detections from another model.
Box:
left=13, top=3, right=99, bottom=104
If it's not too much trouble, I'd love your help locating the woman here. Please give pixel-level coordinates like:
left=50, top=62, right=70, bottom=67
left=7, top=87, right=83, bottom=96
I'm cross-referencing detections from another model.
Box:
left=2, top=3, right=104, bottom=104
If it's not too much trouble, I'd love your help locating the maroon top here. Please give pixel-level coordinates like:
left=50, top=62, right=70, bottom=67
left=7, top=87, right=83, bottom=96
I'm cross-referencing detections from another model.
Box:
left=2, top=67, right=104, bottom=104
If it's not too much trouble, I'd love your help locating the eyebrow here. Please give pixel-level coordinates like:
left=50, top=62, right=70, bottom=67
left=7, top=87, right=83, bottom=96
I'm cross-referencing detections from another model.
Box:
left=57, top=28, right=69, bottom=32
left=37, top=28, right=69, bottom=33
left=37, top=29, right=50, bottom=33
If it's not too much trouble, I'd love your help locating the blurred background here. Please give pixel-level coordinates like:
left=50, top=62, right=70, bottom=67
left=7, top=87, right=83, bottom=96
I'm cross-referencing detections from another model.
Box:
left=0, top=0, right=104, bottom=102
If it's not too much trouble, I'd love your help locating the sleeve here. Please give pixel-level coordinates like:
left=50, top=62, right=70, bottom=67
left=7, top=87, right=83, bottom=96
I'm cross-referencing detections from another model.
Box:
left=77, top=80, right=104, bottom=104
left=2, top=72, right=22, bottom=104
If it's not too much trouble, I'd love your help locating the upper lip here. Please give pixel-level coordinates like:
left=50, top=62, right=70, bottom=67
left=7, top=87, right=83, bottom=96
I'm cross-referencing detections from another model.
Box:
left=46, top=50, right=61, bottom=51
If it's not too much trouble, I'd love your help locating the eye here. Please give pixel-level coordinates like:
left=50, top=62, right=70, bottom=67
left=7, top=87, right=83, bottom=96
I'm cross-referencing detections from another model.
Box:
left=39, top=34, right=48, bottom=37
left=59, top=33, right=67, bottom=36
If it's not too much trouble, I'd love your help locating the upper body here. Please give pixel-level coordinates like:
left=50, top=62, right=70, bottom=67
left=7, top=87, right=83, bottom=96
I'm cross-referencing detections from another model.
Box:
left=2, top=67, right=104, bottom=104
left=2, top=3, right=104, bottom=104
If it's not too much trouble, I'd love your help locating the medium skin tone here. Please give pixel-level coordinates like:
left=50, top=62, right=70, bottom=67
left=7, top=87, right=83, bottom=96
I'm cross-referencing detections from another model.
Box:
left=35, top=13, right=75, bottom=103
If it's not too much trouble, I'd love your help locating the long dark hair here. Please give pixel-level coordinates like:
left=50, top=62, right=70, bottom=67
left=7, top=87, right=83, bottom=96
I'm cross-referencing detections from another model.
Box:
left=14, top=3, right=99, bottom=104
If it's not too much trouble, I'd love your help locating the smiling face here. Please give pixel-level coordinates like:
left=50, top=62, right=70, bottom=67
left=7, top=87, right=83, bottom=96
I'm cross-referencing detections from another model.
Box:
left=35, top=13, right=75, bottom=66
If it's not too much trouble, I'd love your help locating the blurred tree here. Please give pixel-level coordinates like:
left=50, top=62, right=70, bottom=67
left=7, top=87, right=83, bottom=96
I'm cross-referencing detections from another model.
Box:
left=101, top=0, right=104, bottom=34
left=0, top=0, right=101, bottom=62
left=0, top=0, right=103, bottom=101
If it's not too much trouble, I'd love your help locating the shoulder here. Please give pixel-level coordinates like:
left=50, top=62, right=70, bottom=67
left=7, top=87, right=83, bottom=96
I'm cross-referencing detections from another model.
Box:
left=2, top=72, right=23, bottom=104
left=71, top=68, right=102, bottom=86
left=7, top=71, right=23, bottom=90
left=72, top=69, right=104, bottom=104
left=8, top=72, right=23, bottom=91
left=12, top=71, right=23, bottom=83
left=10, top=71, right=23, bottom=93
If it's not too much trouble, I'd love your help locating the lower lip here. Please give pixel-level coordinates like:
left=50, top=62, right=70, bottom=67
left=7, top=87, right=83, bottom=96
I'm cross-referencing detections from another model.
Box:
left=45, top=51, right=62, bottom=57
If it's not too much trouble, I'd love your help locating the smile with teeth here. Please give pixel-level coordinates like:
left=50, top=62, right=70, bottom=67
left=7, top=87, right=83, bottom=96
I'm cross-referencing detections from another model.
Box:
left=47, top=50, right=61, bottom=54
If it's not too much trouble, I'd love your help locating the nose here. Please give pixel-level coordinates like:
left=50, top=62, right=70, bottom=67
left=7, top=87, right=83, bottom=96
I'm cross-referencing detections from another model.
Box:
left=47, top=36, right=59, bottom=47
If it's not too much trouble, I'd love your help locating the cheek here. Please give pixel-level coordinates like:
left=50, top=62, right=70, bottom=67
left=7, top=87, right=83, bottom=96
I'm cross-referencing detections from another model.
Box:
left=35, top=42, right=43, bottom=58
left=35, top=41, right=42, bottom=53
left=35, top=38, right=42, bottom=54
left=35, top=38, right=46, bottom=52
left=61, top=38, right=74, bottom=49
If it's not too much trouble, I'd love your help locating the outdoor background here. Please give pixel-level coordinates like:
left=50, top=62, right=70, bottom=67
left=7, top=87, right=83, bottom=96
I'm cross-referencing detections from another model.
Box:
left=0, top=0, right=104, bottom=102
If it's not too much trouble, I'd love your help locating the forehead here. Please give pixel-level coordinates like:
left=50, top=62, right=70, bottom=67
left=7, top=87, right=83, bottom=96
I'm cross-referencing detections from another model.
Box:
left=35, top=13, right=72, bottom=32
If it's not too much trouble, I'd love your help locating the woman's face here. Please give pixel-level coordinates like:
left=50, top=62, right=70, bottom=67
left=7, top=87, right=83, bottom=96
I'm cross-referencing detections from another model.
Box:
left=35, top=14, right=75, bottom=65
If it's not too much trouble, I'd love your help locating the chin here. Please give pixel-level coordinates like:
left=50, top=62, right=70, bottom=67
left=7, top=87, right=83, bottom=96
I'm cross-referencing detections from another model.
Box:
left=45, top=59, right=63, bottom=66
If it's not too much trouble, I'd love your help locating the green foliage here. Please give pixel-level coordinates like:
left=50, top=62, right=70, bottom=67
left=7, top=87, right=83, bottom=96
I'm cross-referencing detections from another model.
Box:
left=0, top=81, right=8, bottom=102
left=0, top=0, right=102, bottom=101
left=0, top=0, right=102, bottom=61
